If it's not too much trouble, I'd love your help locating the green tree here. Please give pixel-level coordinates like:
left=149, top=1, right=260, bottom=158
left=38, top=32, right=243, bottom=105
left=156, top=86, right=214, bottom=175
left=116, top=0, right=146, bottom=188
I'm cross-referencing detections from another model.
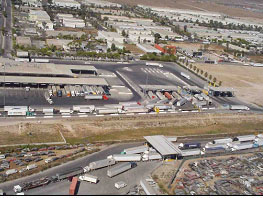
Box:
left=213, top=77, right=217, bottom=83
left=209, top=75, right=212, bottom=81
left=219, top=81, right=222, bottom=86
left=121, top=30, right=126, bottom=37
left=204, top=72, right=208, bottom=78
left=111, top=43, right=116, bottom=51
left=200, top=70, right=204, bottom=75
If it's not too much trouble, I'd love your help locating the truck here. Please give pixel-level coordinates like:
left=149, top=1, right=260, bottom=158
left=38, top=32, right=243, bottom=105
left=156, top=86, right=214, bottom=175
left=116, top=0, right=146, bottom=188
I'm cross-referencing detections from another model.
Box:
left=6, top=169, right=17, bottom=176
left=142, top=152, right=162, bottom=161
left=180, top=72, right=190, bottom=80
left=55, top=167, right=84, bottom=181
left=13, top=177, right=50, bottom=193
left=233, top=135, right=256, bottom=142
left=164, top=92, right=172, bottom=100
left=86, top=159, right=115, bottom=172
left=79, top=174, right=98, bottom=184
left=43, top=108, right=54, bottom=115
left=85, top=95, right=103, bottom=100
left=96, top=108, right=118, bottom=114
left=115, top=181, right=127, bottom=189
left=123, top=145, right=148, bottom=155
left=73, top=105, right=95, bottom=112
left=26, top=164, right=37, bottom=171
left=154, top=104, right=172, bottom=110
left=107, top=162, right=136, bottom=178
left=231, top=143, right=254, bottom=151
left=179, top=142, right=201, bottom=150
left=34, top=59, right=50, bottom=63
left=145, top=62, right=163, bottom=67
left=205, top=143, right=228, bottom=149
left=203, top=147, right=226, bottom=154
left=177, top=98, right=187, bottom=106
left=59, top=108, right=72, bottom=114
left=109, top=154, right=141, bottom=162
left=180, top=149, right=201, bottom=157
left=212, top=138, right=232, bottom=144
left=69, top=177, right=78, bottom=195
left=230, top=105, right=250, bottom=111
left=7, top=109, right=27, bottom=116
left=125, top=107, right=149, bottom=113
left=4, top=106, right=28, bottom=112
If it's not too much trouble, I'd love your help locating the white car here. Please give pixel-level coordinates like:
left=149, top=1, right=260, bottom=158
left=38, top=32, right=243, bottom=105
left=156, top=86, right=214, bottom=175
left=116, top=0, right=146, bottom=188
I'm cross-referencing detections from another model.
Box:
left=115, top=181, right=127, bottom=189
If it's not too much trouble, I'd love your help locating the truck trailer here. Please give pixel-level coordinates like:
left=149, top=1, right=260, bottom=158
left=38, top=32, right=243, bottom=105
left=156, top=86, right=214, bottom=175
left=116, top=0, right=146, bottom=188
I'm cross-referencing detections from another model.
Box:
left=87, top=159, right=116, bottom=171
left=123, top=145, right=148, bottom=155
left=79, top=174, right=98, bottom=184
left=110, top=154, right=141, bottom=162
left=69, top=177, right=78, bottom=195
left=107, top=162, right=136, bottom=178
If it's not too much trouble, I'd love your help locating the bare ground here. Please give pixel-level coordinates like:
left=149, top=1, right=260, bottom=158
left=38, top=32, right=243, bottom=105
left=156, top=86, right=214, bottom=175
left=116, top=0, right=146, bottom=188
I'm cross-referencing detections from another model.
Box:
left=0, top=113, right=263, bottom=145
left=194, top=63, right=263, bottom=107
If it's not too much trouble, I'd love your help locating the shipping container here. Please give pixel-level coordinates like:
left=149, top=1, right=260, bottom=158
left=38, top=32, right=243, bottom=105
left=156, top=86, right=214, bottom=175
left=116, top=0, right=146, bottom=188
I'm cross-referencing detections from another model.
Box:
left=142, top=152, right=162, bottom=161
left=111, top=154, right=141, bottom=162
left=59, top=108, right=72, bottom=114
left=69, top=177, right=78, bottom=195
left=164, top=92, right=172, bottom=100
left=204, top=147, right=225, bottom=154
left=107, top=162, right=135, bottom=178
left=123, top=145, right=148, bottom=155
left=88, top=159, right=116, bottom=171
left=73, top=105, right=95, bottom=112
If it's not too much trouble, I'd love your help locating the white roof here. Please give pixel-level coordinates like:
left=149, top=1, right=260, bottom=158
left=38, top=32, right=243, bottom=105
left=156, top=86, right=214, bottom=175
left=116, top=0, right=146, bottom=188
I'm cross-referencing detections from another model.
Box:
left=144, top=135, right=181, bottom=156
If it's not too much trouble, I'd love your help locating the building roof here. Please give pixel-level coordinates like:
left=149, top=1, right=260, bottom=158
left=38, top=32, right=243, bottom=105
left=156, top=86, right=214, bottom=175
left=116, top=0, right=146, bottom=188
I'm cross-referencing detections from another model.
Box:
left=16, top=36, right=32, bottom=46
left=144, top=135, right=181, bottom=156
left=0, top=76, right=108, bottom=86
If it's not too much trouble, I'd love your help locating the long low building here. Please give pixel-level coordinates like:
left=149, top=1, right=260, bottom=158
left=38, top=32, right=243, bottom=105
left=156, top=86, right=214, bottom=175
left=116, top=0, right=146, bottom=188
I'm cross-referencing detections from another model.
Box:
left=144, top=135, right=181, bottom=158
left=0, top=76, right=108, bottom=86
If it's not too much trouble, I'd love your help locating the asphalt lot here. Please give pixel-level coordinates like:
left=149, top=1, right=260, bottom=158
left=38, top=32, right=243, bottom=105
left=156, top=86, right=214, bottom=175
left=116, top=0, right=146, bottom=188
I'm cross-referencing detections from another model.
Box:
left=0, top=142, right=142, bottom=195
left=26, top=161, right=160, bottom=195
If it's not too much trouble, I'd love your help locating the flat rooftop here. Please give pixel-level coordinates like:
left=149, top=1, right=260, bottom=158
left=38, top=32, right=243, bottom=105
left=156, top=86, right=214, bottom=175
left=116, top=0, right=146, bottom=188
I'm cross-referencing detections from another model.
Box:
left=144, top=135, right=181, bottom=156
left=0, top=76, right=108, bottom=86
left=0, top=63, right=97, bottom=77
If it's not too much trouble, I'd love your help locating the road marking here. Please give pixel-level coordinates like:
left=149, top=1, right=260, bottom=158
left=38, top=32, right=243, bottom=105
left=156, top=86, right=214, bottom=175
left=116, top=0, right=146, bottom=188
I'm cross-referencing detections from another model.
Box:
left=149, top=112, right=157, bottom=114
left=110, top=114, right=118, bottom=116
left=181, top=111, right=190, bottom=113
left=138, top=112, right=146, bottom=115
left=44, top=116, right=53, bottom=118
left=209, top=107, right=216, bottom=110
left=169, top=111, right=177, bottom=114
left=79, top=115, right=88, bottom=117
left=202, top=108, right=208, bottom=110
left=62, top=115, right=71, bottom=118
left=126, top=113, right=134, bottom=116
left=159, top=112, right=167, bottom=114
left=26, top=116, right=36, bottom=119
left=192, top=110, right=198, bottom=112
left=96, top=115, right=104, bottom=117
left=77, top=113, right=86, bottom=115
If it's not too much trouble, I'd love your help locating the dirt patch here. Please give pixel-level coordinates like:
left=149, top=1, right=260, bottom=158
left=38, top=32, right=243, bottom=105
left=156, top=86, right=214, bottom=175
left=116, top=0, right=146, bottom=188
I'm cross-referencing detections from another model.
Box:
left=194, top=63, right=263, bottom=106
left=124, top=44, right=145, bottom=54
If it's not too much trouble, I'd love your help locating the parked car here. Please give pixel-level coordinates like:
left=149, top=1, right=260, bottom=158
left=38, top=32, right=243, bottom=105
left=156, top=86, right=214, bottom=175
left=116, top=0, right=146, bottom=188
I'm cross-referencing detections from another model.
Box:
left=19, top=168, right=27, bottom=173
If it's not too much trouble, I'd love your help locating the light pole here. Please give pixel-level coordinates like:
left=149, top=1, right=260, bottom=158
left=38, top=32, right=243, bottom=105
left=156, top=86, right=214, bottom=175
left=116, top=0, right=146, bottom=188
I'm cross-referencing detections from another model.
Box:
left=2, top=63, right=5, bottom=117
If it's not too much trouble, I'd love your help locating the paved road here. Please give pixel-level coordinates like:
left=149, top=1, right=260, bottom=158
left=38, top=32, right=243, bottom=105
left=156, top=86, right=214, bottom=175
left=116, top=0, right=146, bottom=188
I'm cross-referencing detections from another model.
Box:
left=0, top=142, right=142, bottom=195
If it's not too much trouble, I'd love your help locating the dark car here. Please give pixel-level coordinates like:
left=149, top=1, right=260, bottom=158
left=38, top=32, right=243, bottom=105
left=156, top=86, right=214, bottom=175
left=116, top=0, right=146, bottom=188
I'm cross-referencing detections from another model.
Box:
left=31, top=147, right=39, bottom=151
left=52, top=157, right=59, bottom=161
left=0, top=168, right=4, bottom=172
left=48, top=153, right=56, bottom=157
left=24, top=158, right=32, bottom=162
left=34, top=157, right=42, bottom=162
left=47, top=150, right=55, bottom=154
left=48, top=147, right=55, bottom=150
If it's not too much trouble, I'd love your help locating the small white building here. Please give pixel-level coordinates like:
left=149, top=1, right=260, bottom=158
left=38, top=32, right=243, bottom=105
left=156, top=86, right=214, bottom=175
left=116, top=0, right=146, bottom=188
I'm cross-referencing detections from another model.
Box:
left=136, top=44, right=161, bottom=53
left=97, top=31, right=125, bottom=44
left=52, top=0, right=81, bottom=9
left=129, top=34, right=155, bottom=44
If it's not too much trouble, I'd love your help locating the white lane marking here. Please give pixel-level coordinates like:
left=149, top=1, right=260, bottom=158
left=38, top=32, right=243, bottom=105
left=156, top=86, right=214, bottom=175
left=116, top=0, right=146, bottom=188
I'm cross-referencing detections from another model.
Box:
left=159, top=112, right=167, bottom=114
left=149, top=112, right=157, bottom=114
left=96, top=115, right=104, bottom=117
left=209, top=107, right=216, bottom=109
left=169, top=112, right=176, bottom=114
left=26, top=117, right=36, bottom=119
left=62, top=115, right=71, bottom=118
left=192, top=110, right=198, bottom=112
left=44, top=116, right=53, bottom=118
left=126, top=113, right=134, bottom=116
left=138, top=113, right=146, bottom=115
left=110, top=114, right=119, bottom=116
left=79, top=115, right=88, bottom=117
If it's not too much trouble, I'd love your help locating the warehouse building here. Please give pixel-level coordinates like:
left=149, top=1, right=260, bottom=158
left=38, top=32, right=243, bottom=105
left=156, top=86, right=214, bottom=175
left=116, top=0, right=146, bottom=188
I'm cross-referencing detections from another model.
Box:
left=97, top=31, right=125, bottom=44
left=52, top=0, right=81, bottom=9
left=28, top=10, right=53, bottom=30
left=129, top=34, right=155, bottom=44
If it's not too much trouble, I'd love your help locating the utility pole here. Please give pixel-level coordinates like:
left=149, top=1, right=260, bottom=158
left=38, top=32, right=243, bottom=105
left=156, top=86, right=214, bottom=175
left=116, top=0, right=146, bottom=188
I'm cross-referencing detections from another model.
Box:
left=3, top=63, right=5, bottom=117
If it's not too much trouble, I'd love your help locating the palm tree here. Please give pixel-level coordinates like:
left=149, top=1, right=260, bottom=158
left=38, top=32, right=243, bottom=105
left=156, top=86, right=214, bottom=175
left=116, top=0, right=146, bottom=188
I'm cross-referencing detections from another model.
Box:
left=204, top=72, right=208, bottom=79
left=196, top=68, right=200, bottom=74
left=213, top=77, right=217, bottom=83
left=190, top=64, right=193, bottom=70
left=209, top=75, right=212, bottom=81
left=219, top=81, right=222, bottom=86
left=200, top=70, right=204, bottom=75
left=193, top=65, right=197, bottom=71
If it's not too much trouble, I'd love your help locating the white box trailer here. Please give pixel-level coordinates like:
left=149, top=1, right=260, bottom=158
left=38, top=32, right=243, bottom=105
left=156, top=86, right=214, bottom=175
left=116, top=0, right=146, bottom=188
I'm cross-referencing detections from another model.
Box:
left=15, top=58, right=29, bottom=62
left=177, top=98, right=187, bottom=106
left=230, top=105, right=250, bottom=111
left=97, top=108, right=118, bottom=114
left=232, top=143, right=253, bottom=151
left=43, top=108, right=54, bottom=114
left=79, top=174, right=98, bottom=184
left=180, top=149, right=201, bottom=157
left=154, top=104, right=172, bottom=110
left=107, top=162, right=133, bottom=178
left=85, top=95, right=103, bottom=100
left=73, top=105, right=95, bottom=112
left=124, top=145, right=148, bottom=155
left=8, top=109, right=27, bottom=116
left=142, top=152, right=162, bottom=161
left=88, top=158, right=115, bottom=171
left=110, top=154, right=141, bottom=162
left=34, top=59, right=50, bottom=63
left=6, top=169, right=17, bottom=176
left=59, top=108, right=72, bottom=114
left=26, top=164, right=37, bottom=170
left=234, top=135, right=255, bottom=142
left=4, top=106, right=28, bottom=112
left=205, top=143, right=228, bottom=149
left=212, top=138, right=232, bottom=144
